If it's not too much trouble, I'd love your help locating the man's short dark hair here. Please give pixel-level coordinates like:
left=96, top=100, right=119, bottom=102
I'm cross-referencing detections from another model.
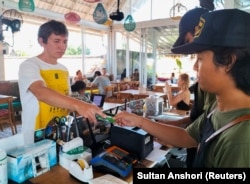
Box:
left=38, top=20, right=68, bottom=44
left=94, top=71, right=102, bottom=76
left=71, top=80, right=86, bottom=92
left=212, top=47, right=250, bottom=96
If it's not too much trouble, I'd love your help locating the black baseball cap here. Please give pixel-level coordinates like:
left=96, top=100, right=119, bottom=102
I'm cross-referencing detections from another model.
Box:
left=172, top=8, right=209, bottom=48
left=171, top=9, right=250, bottom=54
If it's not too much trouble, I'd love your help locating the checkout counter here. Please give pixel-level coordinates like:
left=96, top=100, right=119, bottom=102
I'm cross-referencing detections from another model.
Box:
left=3, top=98, right=184, bottom=184
left=4, top=127, right=170, bottom=184
left=28, top=141, right=170, bottom=184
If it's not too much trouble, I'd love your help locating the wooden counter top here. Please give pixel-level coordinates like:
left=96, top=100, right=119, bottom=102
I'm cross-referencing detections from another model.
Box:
left=29, top=164, right=133, bottom=184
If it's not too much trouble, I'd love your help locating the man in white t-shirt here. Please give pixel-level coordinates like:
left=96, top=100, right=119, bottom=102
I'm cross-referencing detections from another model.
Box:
left=18, top=20, right=106, bottom=145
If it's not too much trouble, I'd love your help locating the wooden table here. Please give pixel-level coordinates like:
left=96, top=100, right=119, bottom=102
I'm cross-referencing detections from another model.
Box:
left=29, top=164, right=132, bottom=184
left=118, top=89, right=165, bottom=97
left=111, top=81, right=140, bottom=92
left=116, top=89, right=167, bottom=107
left=0, top=94, right=17, bottom=99
left=111, top=81, right=122, bottom=92
left=85, top=85, right=98, bottom=94
left=29, top=157, right=166, bottom=184
left=111, top=81, right=130, bottom=92
left=153, top=83, right=179, bottom=93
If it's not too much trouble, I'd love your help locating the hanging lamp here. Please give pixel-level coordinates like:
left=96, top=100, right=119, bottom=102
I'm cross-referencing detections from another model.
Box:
left=124, top=15, right=136, bottom=32
left=93, top=3, right=108, bottom=24
left=169, top=0, right=187, bottom=20
left=65, top=12, right=81, bottom=24
left=124, top=0, right=136, bottom=32
left=64, top=0, right=81, bottom=25
left=18, top=0, right=35, bottom=12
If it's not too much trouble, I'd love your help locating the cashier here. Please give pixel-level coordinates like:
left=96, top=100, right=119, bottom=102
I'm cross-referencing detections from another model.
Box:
left=18, top=20, right=106, bottom=145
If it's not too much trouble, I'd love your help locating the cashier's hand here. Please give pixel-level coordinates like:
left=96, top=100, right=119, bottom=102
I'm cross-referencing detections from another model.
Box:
left=114, top=111, right=143, bottom=127
left=76, top=102, right=106, bottom=124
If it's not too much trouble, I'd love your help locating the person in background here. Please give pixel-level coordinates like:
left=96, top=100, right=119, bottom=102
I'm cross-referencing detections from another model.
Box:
left=73, top=69, right=90, bottom=85
left=18, top=20, right=106, bottom=145
left=91, top=71, right=111, bottom=95
left=120, top=68, right=126, bottom=81
left=71, top=80, right=91, bottom=103
left=115, top=9, right=250, bottom=167
left=131, top=68, right=139, bottom=81
left=170, top=72, right=176, bottom=84
left=165, top=73, right=190, bottom=111
left=101, top=67, right=109, bottom=76
left=73, top=69, right=84, bottom=82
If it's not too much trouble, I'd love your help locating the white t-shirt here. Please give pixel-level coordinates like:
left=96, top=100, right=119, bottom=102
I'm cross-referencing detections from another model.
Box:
left=18, top=57, right=70, bottom=144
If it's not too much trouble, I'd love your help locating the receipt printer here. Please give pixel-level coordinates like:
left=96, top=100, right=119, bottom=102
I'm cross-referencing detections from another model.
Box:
left=110, top=126, right=154, bottom=160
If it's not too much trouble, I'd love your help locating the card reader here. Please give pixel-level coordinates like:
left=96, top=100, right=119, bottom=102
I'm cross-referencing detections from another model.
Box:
left=90, top=146, right=133, bottom=177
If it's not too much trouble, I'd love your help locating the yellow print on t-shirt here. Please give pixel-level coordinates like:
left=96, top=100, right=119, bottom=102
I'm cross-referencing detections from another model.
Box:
left=35, top=69, right=70, bottom=130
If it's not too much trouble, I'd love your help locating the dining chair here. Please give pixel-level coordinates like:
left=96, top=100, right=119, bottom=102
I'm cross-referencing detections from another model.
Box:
left=119, top=82, right=130, bottom=91
left=0, top=96, right=17, bottom=135
left=129, top=81, right=140, bottom=89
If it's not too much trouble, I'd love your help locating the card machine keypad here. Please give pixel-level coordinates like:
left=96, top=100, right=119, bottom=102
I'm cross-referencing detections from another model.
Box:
left=90, top=146, right=136, bottom=177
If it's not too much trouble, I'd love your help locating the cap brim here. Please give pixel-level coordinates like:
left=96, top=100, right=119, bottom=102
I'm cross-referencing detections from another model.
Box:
left=172, top=32, right=186, bottom=48
left=171, top=42, right=211, bottom=54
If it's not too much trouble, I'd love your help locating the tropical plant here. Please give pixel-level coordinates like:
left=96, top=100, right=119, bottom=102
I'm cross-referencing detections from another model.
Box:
left=175, top=58, right=182, bottom=73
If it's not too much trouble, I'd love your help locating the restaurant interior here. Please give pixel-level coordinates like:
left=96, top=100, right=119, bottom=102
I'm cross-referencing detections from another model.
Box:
left=0, top=0, right=250, bottom=183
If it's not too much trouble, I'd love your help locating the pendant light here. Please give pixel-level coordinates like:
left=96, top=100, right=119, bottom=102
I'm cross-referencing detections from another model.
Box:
left=124, top=0, right=136, bottom=32
left=64, top=0, right=81, bottom=25
left=64, top=12, right=81, bottom=24
left=18, top=0, right=35, bottom=12
left=124, top=15, right=136, bottom=32
left=93, top=3, right=108, bottom=24
left=169, top=0, right=187, bottom=20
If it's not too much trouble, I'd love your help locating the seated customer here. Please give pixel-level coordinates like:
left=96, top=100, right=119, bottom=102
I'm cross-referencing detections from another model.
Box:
left=73, top=69, right=90, bottom=85
left=121, top=68, right=126, bottom=81
left=91, top=71, right=111, bottom=95
left=131, top=68, right=139, bottom=81
left=165, top=73, right=190, bottom=110
left=71, top=80, right=91, bottom=103
left=170, top=72, right=177, bottom=84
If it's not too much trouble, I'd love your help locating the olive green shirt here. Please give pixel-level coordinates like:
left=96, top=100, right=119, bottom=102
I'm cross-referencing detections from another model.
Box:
left=187, top=102, right=250, bottom=167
